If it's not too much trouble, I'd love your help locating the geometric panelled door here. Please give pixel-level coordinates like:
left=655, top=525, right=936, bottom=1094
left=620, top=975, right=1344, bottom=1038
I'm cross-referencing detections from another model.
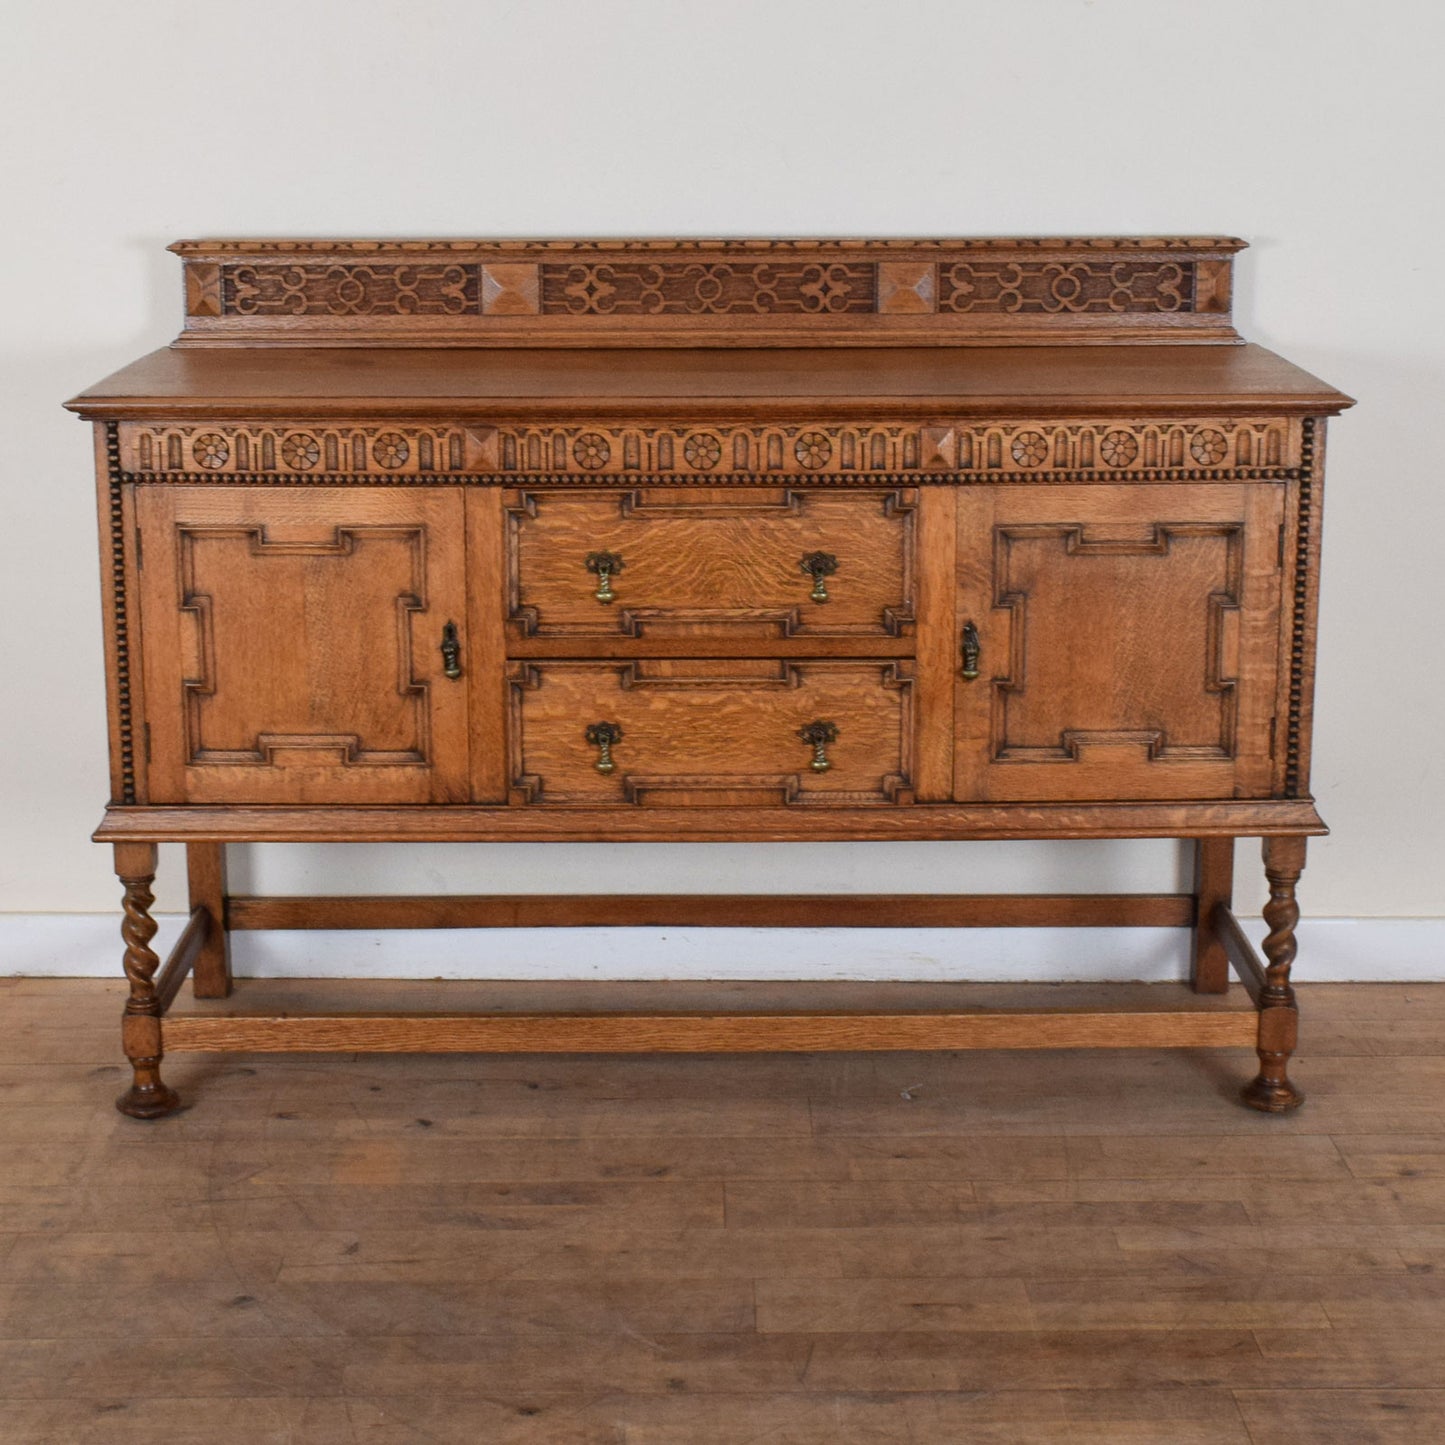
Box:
left=134, top=486, right=470, bottom=803
left=954, top=485, right=1286, bottom=802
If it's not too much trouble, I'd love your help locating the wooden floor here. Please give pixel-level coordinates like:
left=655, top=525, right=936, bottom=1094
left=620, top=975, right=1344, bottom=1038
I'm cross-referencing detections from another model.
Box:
left=5, top=978, right=1445, bottom=1444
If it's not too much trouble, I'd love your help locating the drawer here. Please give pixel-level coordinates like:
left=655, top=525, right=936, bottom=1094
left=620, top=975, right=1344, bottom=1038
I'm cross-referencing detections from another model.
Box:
left=505, top=487, right=916, bottom=640
left=508, top=659, right=914, bottom=805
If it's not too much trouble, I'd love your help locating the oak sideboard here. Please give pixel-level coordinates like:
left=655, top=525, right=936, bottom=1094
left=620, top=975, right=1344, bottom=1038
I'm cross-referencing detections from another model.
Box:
left=66, top=236, right=1352, bottom=1118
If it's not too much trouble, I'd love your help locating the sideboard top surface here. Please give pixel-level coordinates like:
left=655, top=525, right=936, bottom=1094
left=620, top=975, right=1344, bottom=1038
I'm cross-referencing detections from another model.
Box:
left=67, top=342, right=1352, bottom=420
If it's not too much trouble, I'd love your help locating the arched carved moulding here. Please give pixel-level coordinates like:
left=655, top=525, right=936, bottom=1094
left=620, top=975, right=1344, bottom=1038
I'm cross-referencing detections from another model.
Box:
left=117, top=418, right=1301, bottom=482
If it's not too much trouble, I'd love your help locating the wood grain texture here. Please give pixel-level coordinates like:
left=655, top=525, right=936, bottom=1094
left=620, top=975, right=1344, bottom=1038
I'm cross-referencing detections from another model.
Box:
left=913, top=487, right=957, bottom=801
left=185, top=842, right=232, bottom=996
left=225, top=891, right=1196, bottom=931
left=1191, top=837, right=1235, bottom=994
left=160, top=1002, right=1259, bottom=1054
left=506, top=486, right=915, bottom=640
left=462, top=487, right=509, bottom=802
left=93, top=799, right=1329, bottom=843
left=65, top=345, right=1352, bottom=422
left=7, top=977, right=1445, bottom=1443
left=954, top=483, right=1284, bottom=803
left=151, top=905, right=205, bottom=1013
left=1218, top=903, right=1267, bottom=1004
left=134, top=486, right=471, bottom=805
left=508, top=657, right=914, bottom=806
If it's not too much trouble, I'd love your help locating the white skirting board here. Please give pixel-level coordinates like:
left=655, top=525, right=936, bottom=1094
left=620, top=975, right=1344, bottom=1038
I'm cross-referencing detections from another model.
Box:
left=1, top=913, right=1442, bottom=982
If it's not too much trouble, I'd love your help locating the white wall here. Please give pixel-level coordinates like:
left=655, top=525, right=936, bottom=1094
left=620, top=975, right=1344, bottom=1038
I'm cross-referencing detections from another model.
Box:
left=2, top=0, right=1441, bottom=971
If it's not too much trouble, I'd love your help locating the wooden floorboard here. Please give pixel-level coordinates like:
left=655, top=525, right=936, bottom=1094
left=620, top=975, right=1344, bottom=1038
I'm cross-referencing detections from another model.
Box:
left=3, top=978, right=1445, bottom=1442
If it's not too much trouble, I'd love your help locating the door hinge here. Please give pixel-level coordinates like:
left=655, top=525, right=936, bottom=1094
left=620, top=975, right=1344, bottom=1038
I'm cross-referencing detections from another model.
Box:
left=143, top=722, right=152, bottom=764
left=133, top=525, right=144, bottom=569
left=1268, top=715, right=1277, bottom=760
left=1277, top=523, right=1286, bottom=569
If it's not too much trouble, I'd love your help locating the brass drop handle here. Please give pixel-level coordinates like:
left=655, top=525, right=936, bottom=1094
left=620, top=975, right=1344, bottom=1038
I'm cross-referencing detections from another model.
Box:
left=798, top=720, right=838, bottom=772
left=440, top=621, right=462, bottom=680
left=585, top=721, right=623, bottom=774
left=585, top=551, right=624, bottom=604
left=800, top=551, right=838, bottom=603
left=961, top=619, right=981, bottom=681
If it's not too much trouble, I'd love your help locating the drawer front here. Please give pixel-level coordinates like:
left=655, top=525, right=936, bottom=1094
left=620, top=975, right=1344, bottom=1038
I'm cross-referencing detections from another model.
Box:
left=506, top=487, right=916, bottom=640
left=509, top=659, right=914, bottom=805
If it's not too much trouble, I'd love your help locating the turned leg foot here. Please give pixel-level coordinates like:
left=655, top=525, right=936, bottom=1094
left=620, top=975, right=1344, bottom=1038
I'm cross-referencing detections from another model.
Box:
left=116, top=1060, right=180, bottom=1120
left=114, top=842, right=181, bottom=1120
left=1242, top=835, right=1306, bottom=1113
left=1242, top=1039, right=1304, bottom=1112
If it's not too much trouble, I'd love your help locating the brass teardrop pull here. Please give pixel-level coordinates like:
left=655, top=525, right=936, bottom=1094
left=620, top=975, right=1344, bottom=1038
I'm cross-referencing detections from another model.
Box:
left=585, top=551, right=624, bottom=604
left=798, top=720, right=838, bottom=772
left=440, top=621, right=462, bottom=680
left=585, top=721, right=623, bottom=774
left=800, top=551, right=838, bottom=603
left=961, top=620, right=981, bottom=681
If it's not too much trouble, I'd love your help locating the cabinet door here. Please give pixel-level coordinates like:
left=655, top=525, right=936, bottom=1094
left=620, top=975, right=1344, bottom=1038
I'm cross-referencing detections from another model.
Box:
left=955, top=484, right=1284, bottom=802
left=135, top=487, right=469, bottom=803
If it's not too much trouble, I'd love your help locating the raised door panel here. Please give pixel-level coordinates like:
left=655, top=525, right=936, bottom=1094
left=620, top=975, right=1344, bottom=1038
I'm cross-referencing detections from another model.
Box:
left=954, top=484, right=1284, bottom=802
left=506, top=487, right=916, bottom=640
left=510, top=658, right=913, bottom=806
left=135, top=487, right=470, bottom=803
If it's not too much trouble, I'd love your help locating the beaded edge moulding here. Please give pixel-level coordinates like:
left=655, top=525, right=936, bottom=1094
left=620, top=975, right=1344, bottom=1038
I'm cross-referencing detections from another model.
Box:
left=170, top=237, right=1243, bottom=347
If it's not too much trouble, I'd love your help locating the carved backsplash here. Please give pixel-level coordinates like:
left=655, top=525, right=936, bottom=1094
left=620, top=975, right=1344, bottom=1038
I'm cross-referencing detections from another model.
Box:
left=171, top=237, right=1242, bottom=346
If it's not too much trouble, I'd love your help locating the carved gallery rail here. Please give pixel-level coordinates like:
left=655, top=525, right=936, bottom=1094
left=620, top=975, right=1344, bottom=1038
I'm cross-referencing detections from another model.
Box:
left=67, top=236, right=1352, bottom=1118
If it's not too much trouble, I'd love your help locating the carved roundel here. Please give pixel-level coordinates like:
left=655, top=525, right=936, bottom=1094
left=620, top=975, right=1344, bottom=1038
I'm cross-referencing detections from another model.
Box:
left=794, top=431, right=833, bottom=469
left=1010, top=430, right=1049, bottom=467
left=573, top=432, right=611, bottom=469
left=280, top=432, right=321, bottom=470
left=372, top=432, right=410, bottom=468
left=1190, top=428, right=1228, bottom=465
left=192, top=433, right=230, bottom=469
left=683, top=431, right=723, bottom=470
left=1099, top=429, right=1140, bottom=467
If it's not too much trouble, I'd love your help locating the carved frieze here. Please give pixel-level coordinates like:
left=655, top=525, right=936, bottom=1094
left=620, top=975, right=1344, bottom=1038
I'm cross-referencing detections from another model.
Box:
left=117, top=418, right=1299, bottom=482
left=169, top=237, right=1242, bottom=342
left=938, top=261, right=1191, bottom=315
left=223, top=264, right=479, bottom=317
left=537, top=262, right=876, bottom=315
left=199, top=259, right=1205, bottom=320
left=120, top=424, right=499, bottom=477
